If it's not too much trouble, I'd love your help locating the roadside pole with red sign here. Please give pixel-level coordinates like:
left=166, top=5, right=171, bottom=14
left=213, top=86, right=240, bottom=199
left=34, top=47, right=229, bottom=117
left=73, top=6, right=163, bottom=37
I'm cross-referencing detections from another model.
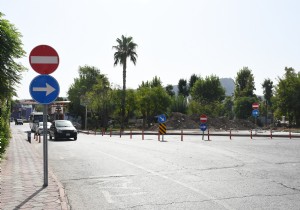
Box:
left=29, top=44, right=60, bottom=187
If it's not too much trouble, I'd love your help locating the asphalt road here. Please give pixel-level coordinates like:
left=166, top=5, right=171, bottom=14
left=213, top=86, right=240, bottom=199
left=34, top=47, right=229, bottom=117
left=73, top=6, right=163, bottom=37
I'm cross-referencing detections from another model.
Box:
left=16, top=123, right=300, bottom=209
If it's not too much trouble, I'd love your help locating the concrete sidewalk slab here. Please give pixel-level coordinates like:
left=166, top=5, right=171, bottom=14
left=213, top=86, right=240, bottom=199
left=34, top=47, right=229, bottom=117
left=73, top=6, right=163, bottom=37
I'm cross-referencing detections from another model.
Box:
left=0, top=128, right=69, bottom=210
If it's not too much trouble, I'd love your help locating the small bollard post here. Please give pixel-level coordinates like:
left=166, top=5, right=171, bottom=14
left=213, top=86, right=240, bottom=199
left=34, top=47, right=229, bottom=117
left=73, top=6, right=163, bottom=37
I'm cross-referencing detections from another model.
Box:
left=110, top=128, right=112, bottom=137
left=230, top=129, right=232, bottom=140
left=158, top=132, right=160, bottom=141
left=208, top=129, right=210, bottom=141
left=130, top=129, right=132, bottom=139
left=27, top=131, right=31, bottom=143
left=120, top=129, right=122, bottom=138
left=270, top=129, right=272, bottom=139
left=39, top=134, right=41, bottom=143
left=289, top=129, right=292, bottom=139
left=250, top=129, right=252, bottom=139
left=181, top=130, right=183, bottom=141
left=142, top=130, right=144, bottom=140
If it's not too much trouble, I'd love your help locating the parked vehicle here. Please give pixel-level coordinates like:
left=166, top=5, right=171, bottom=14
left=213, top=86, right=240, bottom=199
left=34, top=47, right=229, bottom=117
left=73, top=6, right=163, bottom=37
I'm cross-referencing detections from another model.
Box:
left=29, top=112, right=50, bottom=132
left=49, top=120, right=77, bottom=140
left=15, top=119, right=23, bottom=125
left=35, top=122, right=52, bottom=135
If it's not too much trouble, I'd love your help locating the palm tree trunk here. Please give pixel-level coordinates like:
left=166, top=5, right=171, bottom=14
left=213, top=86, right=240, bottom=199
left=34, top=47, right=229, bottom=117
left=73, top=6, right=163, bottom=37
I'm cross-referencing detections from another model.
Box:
left=121, top=62, right=127, bottom=130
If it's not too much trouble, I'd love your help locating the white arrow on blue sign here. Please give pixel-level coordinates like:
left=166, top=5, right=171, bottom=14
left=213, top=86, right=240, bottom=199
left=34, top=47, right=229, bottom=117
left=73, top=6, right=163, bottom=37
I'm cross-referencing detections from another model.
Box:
left=252, top=109, right=259, bottom=117
left=200, top=123, right=207, bottom=131
left=158, top=114, right=166, bottom=123
left=29, top=75, right=60, bottom=104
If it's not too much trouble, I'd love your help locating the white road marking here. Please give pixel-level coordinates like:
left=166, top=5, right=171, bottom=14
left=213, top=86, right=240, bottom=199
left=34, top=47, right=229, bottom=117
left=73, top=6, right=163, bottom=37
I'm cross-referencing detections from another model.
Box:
left=98, top=150, right=234, bottom=210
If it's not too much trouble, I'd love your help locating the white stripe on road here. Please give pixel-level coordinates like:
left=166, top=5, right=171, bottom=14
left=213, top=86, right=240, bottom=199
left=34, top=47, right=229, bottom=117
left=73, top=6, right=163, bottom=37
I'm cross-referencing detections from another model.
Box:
left=30, top=56, right=58, bottom=64
left=98, top=150, right=234, bottom=210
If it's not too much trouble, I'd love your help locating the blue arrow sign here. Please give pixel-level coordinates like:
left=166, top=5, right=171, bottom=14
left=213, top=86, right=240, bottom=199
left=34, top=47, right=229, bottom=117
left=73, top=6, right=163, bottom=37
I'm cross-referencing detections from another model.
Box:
left=29, top=75, right=60, bottom=104
left=158, top=114, right=166, bottom=123
left=252, top=109, right=259, bottom=117
left=199, top=123, right=207, bottom=131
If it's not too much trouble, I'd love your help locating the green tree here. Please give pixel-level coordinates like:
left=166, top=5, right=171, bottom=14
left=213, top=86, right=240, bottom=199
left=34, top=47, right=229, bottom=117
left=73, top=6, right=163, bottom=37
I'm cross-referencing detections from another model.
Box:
left=262, top=78, right=274, bottom=125
left=0, top=12, right=26, bottom=156
left=233, top=97, right=256, bottom=119
left=165, top=84, right=175, bottom=97
left=0, top=12, right=26, bottom=98
left=190, top=75, right=225, bottom=104
left=136, top=78, right=171, bottom=127
left=67, top=66, right=107, bottom=128
left=87, top=75, right=111, bottom=128
left=113, top=35, right=138, bottom=130
left=273, top=67, right=300, bottom=126
left=178, top=79, right=189, bottom=97
left=169, top=95, right=188, bottom=114
left=233, top=67, right=256, bottom=119
left=234, top=67, right=256, bottom=97
left=188, top=74, right=200, bottom=93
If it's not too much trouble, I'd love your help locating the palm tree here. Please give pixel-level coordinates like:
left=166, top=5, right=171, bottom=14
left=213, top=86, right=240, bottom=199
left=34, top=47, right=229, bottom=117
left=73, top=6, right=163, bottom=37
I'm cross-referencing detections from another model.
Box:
left=113, top=35, right=138, bottom=129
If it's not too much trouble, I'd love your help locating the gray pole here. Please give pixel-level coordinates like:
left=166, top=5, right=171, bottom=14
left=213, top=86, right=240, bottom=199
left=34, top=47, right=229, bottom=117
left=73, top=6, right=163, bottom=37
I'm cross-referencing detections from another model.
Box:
left=85, top=104, right=87, bottom=131
left=43, top=104, right=48, bottom=187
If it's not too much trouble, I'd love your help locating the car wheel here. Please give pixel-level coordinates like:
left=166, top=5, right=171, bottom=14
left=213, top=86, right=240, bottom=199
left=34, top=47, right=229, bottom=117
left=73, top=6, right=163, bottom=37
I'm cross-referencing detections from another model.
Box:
left=49, top=135, right=52, bottom=140
left=54, top=135, right=58, bottom=141
left=74, top=136, right=77, bottom=140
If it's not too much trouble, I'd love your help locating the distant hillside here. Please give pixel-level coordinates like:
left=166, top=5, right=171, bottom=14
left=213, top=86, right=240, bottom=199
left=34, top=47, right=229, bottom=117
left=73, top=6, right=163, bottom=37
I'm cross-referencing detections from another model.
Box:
left=220, top=78, right=235, bottom=96
left=171, top=78, right=235, bottom=96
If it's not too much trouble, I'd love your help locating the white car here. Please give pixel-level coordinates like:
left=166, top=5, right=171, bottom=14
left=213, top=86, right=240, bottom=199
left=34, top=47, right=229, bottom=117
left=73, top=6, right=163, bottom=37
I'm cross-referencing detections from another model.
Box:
left=35, top=122, right=52, bottom=135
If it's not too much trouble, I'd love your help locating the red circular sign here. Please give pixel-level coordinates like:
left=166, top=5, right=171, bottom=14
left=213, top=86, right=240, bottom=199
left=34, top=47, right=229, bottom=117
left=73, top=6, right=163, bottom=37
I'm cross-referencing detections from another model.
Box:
left=252, top=102, right=259, bottom=109
left=200, top=114, right=207, bottom=123
left=29, top=45, right=59, bottom=74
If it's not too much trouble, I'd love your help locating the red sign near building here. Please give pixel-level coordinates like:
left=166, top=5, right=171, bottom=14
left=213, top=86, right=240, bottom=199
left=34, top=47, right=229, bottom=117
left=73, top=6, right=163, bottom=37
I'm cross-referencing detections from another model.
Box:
left=252, top=102, right=259, bottom=109
left=29, top=45, right=59, bottom=74
left=200, top=114, right=207, bottom=123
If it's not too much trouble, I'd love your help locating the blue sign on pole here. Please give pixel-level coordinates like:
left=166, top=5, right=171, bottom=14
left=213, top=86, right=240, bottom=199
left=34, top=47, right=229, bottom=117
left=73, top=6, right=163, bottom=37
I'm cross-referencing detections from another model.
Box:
left=158, top=114, right=166, bottom=123
left=252, top=109, right=259, bottom=117
left=199, top=123, right=207, bottom=131
left=29, top=75, right=60, bottom=104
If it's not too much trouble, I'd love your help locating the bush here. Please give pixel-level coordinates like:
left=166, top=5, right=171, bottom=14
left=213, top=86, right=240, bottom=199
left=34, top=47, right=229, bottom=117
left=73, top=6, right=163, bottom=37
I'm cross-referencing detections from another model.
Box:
left=0, top=112, right=10, bottom=158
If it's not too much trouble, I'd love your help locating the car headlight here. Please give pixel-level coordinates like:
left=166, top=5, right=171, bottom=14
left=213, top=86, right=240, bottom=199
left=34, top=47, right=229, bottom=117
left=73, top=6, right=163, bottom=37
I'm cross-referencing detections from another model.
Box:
left=74, top=129, right=77, bottom=133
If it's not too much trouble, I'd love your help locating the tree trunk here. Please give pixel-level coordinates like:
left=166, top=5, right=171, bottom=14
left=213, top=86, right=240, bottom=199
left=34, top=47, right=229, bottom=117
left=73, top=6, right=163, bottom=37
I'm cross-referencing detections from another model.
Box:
left=121, top=61, right=127, bottom=130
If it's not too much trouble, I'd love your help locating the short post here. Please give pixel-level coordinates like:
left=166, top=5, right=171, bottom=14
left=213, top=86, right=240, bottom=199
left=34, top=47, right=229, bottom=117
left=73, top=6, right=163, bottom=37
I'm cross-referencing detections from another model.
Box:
left=250, top=129, right=252, bottom=139
left=120, top=129, right=122, bottom=138
left=270, top=129, right=272, bottom=139
left=158, top=131, right=160, bottom=141
left=27, top=131, right=31, bottom=143
left=289, top=129, right=292, bottom=139
left=95, top=129, right=96, bottom=135
left=230, top=129, right=232, bottom=140
left=110, top=128, right=112, bottom=137
left=181, top=130, right=183, bottom=141
left=130, top=129, right=132, bottom=139
left=102, top=128, right=104, bottom=136
left=142, top=129, right=144, bottom=140
left=39, top=134, right=41, bottom=143
left=208, top=129, right=210, bottom=141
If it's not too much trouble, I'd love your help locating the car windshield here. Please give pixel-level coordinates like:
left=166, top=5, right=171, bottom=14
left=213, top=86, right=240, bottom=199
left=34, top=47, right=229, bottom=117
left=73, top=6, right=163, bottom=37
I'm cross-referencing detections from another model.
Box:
left=56, top=121, right=73, bottom=127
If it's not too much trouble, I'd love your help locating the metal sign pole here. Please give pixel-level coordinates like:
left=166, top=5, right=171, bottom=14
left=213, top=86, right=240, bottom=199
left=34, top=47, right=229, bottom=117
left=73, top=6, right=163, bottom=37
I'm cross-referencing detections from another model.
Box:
left=43, top=104, right=48, bottom=186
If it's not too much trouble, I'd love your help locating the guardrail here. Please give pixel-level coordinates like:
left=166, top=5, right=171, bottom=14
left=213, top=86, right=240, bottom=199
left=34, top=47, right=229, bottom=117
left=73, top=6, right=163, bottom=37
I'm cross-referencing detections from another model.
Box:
left=78, top=128, right=300, bottom=141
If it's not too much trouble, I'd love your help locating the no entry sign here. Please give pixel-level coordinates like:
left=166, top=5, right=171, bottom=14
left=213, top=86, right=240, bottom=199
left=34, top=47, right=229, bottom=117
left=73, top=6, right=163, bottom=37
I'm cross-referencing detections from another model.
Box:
left=29, top=45, right=59, bottom=74
left=200, top=114, right=207, bottom=123
left=252, top=102, right=259, bottom=109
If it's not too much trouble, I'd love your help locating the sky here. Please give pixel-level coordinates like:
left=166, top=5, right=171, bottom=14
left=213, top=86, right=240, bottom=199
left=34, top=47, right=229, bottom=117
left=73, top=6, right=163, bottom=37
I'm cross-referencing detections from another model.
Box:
left=2, top=0, right=300, bottom=99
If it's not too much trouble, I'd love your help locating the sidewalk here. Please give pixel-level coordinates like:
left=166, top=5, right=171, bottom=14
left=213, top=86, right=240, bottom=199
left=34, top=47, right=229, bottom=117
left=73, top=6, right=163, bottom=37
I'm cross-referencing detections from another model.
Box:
left=0, top=127, right=69, bottom=210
